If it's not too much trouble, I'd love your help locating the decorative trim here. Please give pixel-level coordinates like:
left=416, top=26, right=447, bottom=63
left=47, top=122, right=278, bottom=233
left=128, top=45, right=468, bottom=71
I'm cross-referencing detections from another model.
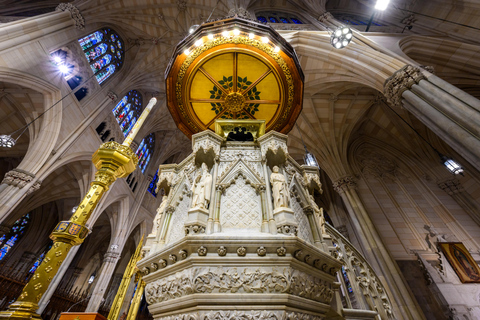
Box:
left=145, top=267, right=334, bottom=305
left=332, top=176, right=356, bottom=194
left=1, top=169, right=40, bottom=193
left=156, top=311, right=324, bottom=320
left=384, top=65, right=425, bottom=107
left=55, top=3, right=85, bottom=30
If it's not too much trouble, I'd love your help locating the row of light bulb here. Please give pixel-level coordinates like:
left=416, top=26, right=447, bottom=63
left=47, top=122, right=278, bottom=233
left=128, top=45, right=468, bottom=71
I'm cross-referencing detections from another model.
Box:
left=53, top=55, right=72, bottom=74
left=184, top=29, right=281, bottom=55
left=330, top=27, right=353, bottom=49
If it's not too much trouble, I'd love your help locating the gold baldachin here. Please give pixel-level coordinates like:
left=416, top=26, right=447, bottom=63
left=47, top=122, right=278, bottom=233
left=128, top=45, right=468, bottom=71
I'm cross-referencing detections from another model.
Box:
left=175, top=36, right=294, bottom=132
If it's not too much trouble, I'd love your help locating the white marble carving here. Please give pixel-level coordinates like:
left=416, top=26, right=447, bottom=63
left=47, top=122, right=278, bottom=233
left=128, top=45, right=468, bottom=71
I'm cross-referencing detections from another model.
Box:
left=221, top=176, right=262, bottom=230
left=145, top=266, right=334, bottom=304
left=166, top=194, right=190, bottom=244
left=291, top=197, right=313, bottom=244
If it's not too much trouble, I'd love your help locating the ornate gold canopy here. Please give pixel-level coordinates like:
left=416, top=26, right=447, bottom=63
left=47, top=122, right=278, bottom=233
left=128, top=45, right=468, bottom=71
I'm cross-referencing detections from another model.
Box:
left=165, top=16, right=304, bottom=138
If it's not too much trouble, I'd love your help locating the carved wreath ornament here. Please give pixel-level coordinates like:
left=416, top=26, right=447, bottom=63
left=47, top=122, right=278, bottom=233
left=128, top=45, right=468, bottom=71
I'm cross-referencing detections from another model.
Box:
left=145, top=267, right=333, bottom=305
left=157, top=311, right=323, bottom=320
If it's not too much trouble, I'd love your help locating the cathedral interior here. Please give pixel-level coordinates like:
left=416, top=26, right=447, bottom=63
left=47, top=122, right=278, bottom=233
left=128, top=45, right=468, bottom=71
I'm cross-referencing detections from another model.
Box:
left=0, top=0, right=480, bottom=320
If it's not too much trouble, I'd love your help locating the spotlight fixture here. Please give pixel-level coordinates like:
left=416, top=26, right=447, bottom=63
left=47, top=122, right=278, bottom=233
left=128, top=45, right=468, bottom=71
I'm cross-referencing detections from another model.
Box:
left=274, top=46, right=280, bottom=52
left=195, top=39, right=203, bottom=47
left=233, top=29, right=240, bottom=36
left=375, top=0, right=390, bottom=11
left=249, top=33, right=255, bottom=39
left=261, top=37, right=269, bottom=43
left=208, top=34, right=214, bottom=40
left=184, top=49, right=190, bottom=55
left=330, top=27, right=353, bottom=49
left=222, top=30, right=229, bottom=37
left=58, top=64, right=71, bottom=74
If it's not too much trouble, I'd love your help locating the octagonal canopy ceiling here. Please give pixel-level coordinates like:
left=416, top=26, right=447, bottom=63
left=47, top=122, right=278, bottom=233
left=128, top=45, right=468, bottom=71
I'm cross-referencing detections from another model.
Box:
left=165, top=16, right=304, bottom=138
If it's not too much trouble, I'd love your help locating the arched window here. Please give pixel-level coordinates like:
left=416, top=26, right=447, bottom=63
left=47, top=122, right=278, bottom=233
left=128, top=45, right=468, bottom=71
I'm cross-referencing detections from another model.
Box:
left=279, top=17, right=290, bottom=23
left=269, top=17, right=279, bottom=23
left=0, top=213, right=31, bottom=261
left=78, top=28, right=124, bottom=84
left=28, top=241, right=53, bottom=275
left=257, top=16, right=267, bottom=23
left=112, top=90, right=143, bottom=137
left=136, top=133, right=155, bottom=174
left=148, top=169, right=159, bottom=197
left=291, top=17, right=303, bottom=24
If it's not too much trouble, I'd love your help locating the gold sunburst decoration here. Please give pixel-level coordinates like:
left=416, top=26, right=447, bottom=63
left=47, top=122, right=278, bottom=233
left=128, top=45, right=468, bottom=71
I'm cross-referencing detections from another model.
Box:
left=165, top=17, right=304, bottom=138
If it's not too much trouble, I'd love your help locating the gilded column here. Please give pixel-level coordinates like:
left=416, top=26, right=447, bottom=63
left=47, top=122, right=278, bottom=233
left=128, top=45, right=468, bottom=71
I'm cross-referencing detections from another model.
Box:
left=333, top=176, right=425, bottom=320
left=0, top=142, right=138, bottom=320
left=125, top=275, right=146, bottom=320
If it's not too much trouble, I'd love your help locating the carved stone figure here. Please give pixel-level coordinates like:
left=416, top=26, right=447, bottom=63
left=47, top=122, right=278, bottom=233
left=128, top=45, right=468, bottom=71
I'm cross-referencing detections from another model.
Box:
left=270, top=166, right=290, bottom=209
left=191, top=163, right=212, bottom=209
left=151, top=195, right=168, bottom=236
left=310, top=195, right=326, bottom=235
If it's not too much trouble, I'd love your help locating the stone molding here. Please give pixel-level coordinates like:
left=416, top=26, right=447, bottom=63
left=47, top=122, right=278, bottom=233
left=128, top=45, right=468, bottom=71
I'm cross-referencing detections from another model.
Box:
left=332, top=176, right=356, bottom=194
left=2, top=168, right=41, bottom=194
left=438, top=178, right=464, bottom=195
left=317, top=12, right=334, bottom=23
left=157, top=311, right=323, bottom=320
left=258, top=132, right=289, bottom=163
left=384, top=65, right=425, bottom=107
left=103, top=250, right=120, bottom=263
left=55, top=3, right=85, bottom=30
left=145, top=266, right=334, bottom=305
left=227, top=7, right=254, bottom=20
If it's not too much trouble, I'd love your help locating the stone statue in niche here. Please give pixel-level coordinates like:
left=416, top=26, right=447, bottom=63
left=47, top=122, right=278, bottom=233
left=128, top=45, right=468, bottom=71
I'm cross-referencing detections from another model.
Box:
left=270, top=166, right=290, bottom=209
left=191, top=163, right=212, bottom=209
left=310, top=194, right=326, bottom=235
left=151, top=193, right=168, bottom=236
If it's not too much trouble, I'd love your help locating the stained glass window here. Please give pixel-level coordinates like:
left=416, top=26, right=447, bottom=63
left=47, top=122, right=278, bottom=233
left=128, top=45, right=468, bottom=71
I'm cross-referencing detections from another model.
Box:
left=148, top=169, right=159, bottom=197
left=269, top=17, right=279, bottom=23
left=291, top=18, right=303, bottom=24
left=113, top=90, right=143, bottom=137
left=0, top=213, right=31, bottom=261
left=257, top=16, right=267, bottom=23
left=136, top=133, right=155, bottom=174
left=279, top=17, right=290, bottom=23
left=78, top=28, right=124, bottom=85
left=28, top=241, right=53, bottom=274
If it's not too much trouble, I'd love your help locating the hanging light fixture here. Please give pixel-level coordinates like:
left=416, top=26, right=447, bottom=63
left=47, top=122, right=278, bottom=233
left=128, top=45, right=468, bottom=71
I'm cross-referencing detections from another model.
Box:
left=296, top=124, right=319, bottom=168
left=380, top=100, right=464, bottom=176
left=330, top=26, right=353, bottom=49
left=0, top=135, right=16, bottom=148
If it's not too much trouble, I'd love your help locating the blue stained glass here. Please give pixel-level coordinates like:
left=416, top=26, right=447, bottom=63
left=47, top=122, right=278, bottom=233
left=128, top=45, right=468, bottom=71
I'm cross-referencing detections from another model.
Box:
left=342, top=266, right=353, bottom=293
left=279, top=17, right=290, bottom=23
left=136, top=134, right=154, bottom=174
left=0, top=234, right=5, bottom=245
left=291, top=18, right=302, bottom=24
left=257, top=16, right=267, bottom=23
left=148, top=170, right=159, bottom=196
left=96, top=65, right=115, bottom=84
left=269, top=17, right=279, bottom=23
left=0, top=213, right=31, bottom=261
left=79, top=28, right=124, bottom=85
left=113, top=91, right=143, bottom=137
left=29, top=242, right=53, bottom=274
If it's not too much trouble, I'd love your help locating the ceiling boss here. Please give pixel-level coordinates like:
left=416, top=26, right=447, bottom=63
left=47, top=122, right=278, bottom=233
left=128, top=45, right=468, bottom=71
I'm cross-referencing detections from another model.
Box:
left=165, top=16, right=304, bottom=138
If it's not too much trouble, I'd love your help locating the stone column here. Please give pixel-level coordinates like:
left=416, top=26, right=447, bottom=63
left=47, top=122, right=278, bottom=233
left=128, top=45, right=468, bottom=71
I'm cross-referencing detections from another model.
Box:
left=384, top=65, right=480, bottom=171
left=85, top=249, right=121, bottom=312
left=333, top=176, right=425, bottom=320
left=104, top=273, right=123, bottom=307
left=213, top=186, right=223, bottom=233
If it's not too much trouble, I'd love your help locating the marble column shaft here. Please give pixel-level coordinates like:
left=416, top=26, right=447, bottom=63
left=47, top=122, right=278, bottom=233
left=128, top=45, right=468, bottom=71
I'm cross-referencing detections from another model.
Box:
left=384, top=65, right=480, bottom=171
left=85, top=250, right=120, bottom=312
left=333, top=176, right=425, bottom=320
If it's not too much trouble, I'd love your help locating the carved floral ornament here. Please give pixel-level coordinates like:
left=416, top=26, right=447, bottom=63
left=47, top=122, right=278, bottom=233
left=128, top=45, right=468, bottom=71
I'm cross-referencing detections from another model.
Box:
left=384, top=64, right=426, bottom=107
left=1, top=169, right=41, bottom=194
left=357, top=149, right=398, bottom=180
left=332, top=176, right=356, bottom=194
left=156, top=310, right=323, bottom=320
left=145, top=266, right=334, bottom=305
left=55, top=3, right=85, bottom=30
